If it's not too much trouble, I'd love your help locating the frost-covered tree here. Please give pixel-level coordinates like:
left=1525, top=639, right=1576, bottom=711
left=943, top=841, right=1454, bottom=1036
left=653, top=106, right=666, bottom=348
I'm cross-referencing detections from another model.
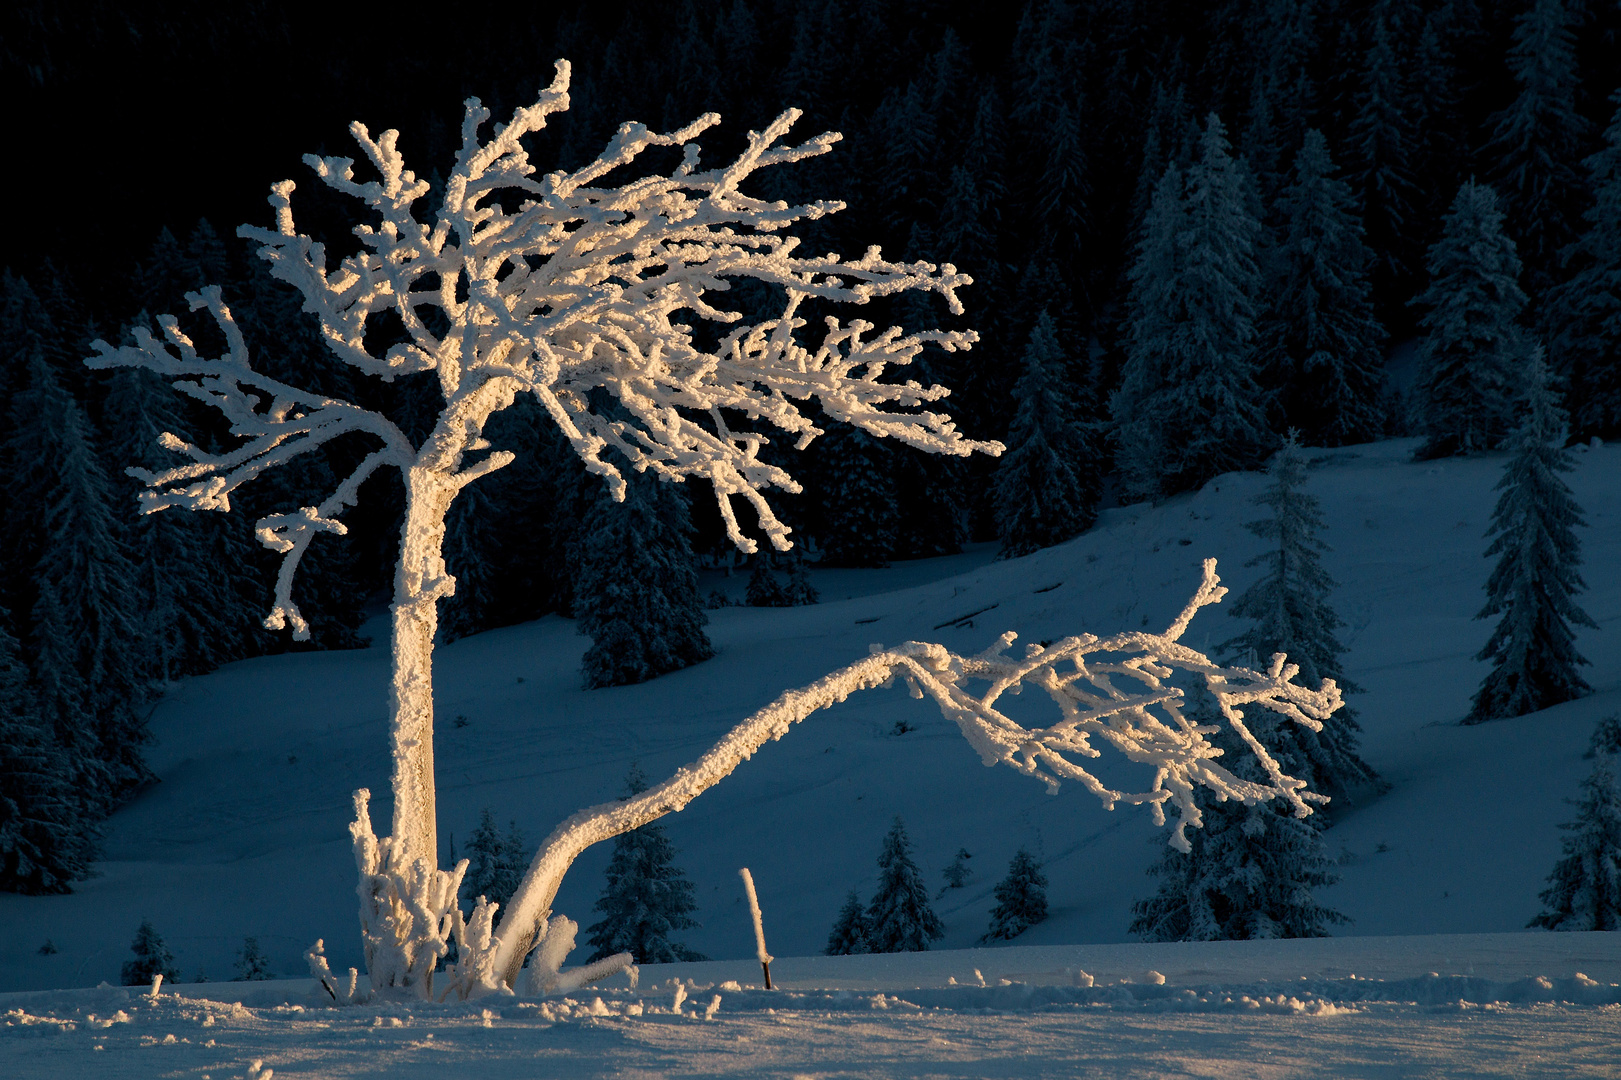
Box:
left=824, top=889, right=870, bottom=956
left=1413, top=182, right=1529, bottom=458
left=585, top=767, right=704, bottom=964
left=983, top=848, right=1048, bottom=942
left=121, top=919, right=179, bottom=986
left=1224, top=436, right=1379, bottom=804
left=813, top=425, right=900, bottom=567
left=0, top=612, right=93, bottom=894
left=1483, top=0, right=1591, bottom=299
left=1468, top=354, right=1597, bottom=723
left=575, top=467, right=712, bottom=688
left=866, top=817, right=943, bottom=953
left=1114, top=115, right=1273, bottom=499
left=1547, top=90, right=1621, bottom=443
left=993, top=311, right=1098, bottom=557
left=1257, top=131, right=1386, bottom=446
left=746, top=550, right=817, bottom=607
left=1529, top=756, right=1621, bottom=932
left=1586, top=713, right=1621, bottom=760
left=91, top=68, right=1350, bottom=1001
left=234, top=937, right=274, bottom=980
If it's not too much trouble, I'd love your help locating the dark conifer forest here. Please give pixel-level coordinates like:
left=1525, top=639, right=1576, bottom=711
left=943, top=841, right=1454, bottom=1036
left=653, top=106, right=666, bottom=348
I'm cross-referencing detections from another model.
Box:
left=2, top=0, right=1620, bottom=892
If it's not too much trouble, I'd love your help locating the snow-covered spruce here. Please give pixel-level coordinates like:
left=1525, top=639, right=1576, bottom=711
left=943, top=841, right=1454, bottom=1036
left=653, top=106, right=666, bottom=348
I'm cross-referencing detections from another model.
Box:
left=461, top=810, right=530, bottom=916
left=825, top=889, right=870, bottom=956
left=1223, top=435, right=1379, bottom=805
left=1468, top=354, right=1597, bottom=724
left=1529, top=753, right=1621, bottom=932
left=87, top=61, right=1000, bottom=998
left=122, top=919, right=179, bottom=987
left=1413, top=181, right=1528, bottom=459
left=866, top=818, right=944, bottom=953
left=234, top=936, right=274, bottom=981
left=983, top=848, right=1049, bottom=942
left=585, top=767, right=704, bottom=965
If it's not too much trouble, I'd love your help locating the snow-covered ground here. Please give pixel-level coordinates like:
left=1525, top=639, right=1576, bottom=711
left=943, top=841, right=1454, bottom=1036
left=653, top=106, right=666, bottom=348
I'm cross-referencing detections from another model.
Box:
left=3, top=437, right=1620, bottom=1075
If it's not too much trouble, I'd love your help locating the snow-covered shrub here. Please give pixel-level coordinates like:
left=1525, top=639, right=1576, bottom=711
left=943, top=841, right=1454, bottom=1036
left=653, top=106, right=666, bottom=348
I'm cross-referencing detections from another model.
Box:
left=234, top=937, right=274, bottom=981
left=121, top=919, right=179, bottom=986
left=940, top=847, right=973, bottom=894
left=866, top=818, right=944, bottom=953
left=983, top=848, right=1048, bottom=942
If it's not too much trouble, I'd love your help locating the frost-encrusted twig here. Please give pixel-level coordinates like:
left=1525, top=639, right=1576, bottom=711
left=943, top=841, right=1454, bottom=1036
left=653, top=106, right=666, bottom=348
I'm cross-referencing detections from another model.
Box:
left=483, top=559, right=1341, bottom=986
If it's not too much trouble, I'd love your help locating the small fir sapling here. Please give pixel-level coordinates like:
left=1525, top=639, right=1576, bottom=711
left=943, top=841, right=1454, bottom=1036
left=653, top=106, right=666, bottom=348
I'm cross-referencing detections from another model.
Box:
left=234, top=937, right=274, bottom=981
left=461, top=810, right=530, bottom=915
left=940, top=847, right=973, bottom=895
left=866, top=817, right=944, bottom=953
left=825, top=889, right=870, bottom=955
left=983, top=848, right=1048, bottom=942
left=1412, top=181, right=1529, bottom=459
left=1223, top=435, right=1379, bottom=804
left=1529, top=753, right=1621, bottom=932
left=745, top=552, right=791, bottom=607
left=1468, top=354, right=1598, bottom=723
left=585, top=767, right=705, bottom=964
left=122, top=919, right=179, bottom=986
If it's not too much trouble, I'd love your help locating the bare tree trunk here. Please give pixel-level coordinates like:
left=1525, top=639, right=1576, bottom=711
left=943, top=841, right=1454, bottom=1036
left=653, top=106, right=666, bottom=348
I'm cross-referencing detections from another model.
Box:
left=387, top=466, right=457, bottom=863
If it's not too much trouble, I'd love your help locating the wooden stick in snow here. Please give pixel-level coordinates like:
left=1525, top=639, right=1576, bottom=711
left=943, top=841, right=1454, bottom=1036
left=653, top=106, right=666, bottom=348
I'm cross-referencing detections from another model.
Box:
left=739, top=868, right=773, bottom=990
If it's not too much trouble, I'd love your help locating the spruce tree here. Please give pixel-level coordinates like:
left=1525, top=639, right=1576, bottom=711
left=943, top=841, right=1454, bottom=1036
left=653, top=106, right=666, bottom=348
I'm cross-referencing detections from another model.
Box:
left=1586, top=713, right=1621, bottom=760
left=121, top=919, right=179, bottom=985
left=586, top=766, right=705, bottom=964
left=461, top=809, right=530, bottom=914
left=940, top=847, right=973, bottom=893
left=1547, top=90, right=1621, bottom=443
left=813, top=425, right=900, bottom=567
left=824, top=889, right=870, bottom=955
left=1258, top=130, right=1387, bottom=446
left=1223, top=436, right=1379, bottom=804
left=1468, top=354, right=1598, bottom=723
left=1413, top=182, right=1529, bottom=458
left=1529, top=756, right=1621, bottom=932
left=865, top=817, right=944, bottom=953
left=0, top=612, right=93, bottom=894
left=1132, top=682, right=1346, bottom=941
left=993, top=311, right=1098, bottom=557
left=983, top=848, right=1049, bottom=942
left=233, top=937, right=274, bottom=980
left=574, top=466, right=713, bottom=688
left=745, top=552, right=790, bottom=607
left=1344, top=3, right=1421, bottom=311
left=1483, top=0, right=1591, bottom=300
left=1114, top=115, right=1273, bottom=499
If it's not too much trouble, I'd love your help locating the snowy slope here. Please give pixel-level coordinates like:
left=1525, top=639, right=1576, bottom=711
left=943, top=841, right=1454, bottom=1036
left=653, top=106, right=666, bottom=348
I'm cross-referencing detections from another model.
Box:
left=3, top=437, right=1619, bottom=993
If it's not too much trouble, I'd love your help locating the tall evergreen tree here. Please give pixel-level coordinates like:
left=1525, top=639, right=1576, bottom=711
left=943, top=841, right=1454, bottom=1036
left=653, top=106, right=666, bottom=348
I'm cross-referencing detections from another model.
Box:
left=0, top=612, right=93, bottom=894
left=1223, top=436, right=1379, bottom=804
left=1528, top=755, right=1621, bottom=931
left=585, top=766, right=704, bottom=964
left=1344, top=1, right=1421, bottom=312
left=824, top=889, right=870, bottom=956
left=1482, top=0, right=1592, bottom=300
left=1468, top=353, right=1598, bottom=723
left=9, top=350, right=148, bottom=803
left=993, top=311, right=1098, bottom=557
left=1114, top=116, right=1274, bottom=498
left=574, top=466, right=713, bottom=688
left=983, top=848, right=1049, bottom=942
left=866, top=817, right=944, bottom=953
left=1258, top=130, right=1387, bottom=446
left=1547, top=90, right=1621, bottom=443
left=1413, top=181, right=1529, bottom=458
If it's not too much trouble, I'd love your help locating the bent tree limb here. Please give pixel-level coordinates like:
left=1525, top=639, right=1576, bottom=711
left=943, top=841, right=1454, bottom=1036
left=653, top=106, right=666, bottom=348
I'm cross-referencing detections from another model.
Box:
left=484, top=559, right=1342, bottom=989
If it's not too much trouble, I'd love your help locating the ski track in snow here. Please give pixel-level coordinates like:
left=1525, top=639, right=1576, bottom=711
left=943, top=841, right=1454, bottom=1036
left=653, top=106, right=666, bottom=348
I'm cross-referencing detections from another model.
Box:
left=5, top=437, right=1621, bottom=1073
